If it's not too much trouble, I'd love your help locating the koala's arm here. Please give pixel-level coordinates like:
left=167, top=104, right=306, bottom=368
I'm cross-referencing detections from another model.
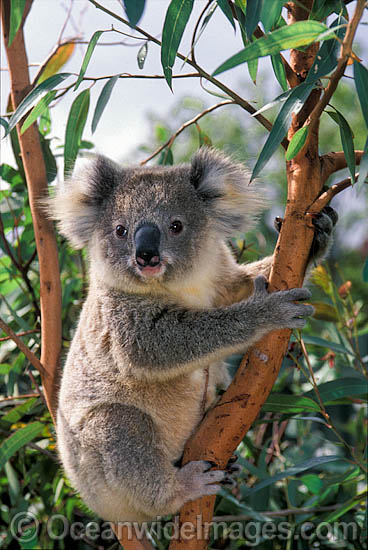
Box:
left=109, top=278, right=313, bottom=380
left=217, top=207, right=338, bottom=306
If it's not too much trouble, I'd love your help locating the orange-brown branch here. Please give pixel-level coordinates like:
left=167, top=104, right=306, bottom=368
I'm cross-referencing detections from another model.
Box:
left=1, top=0, right=62, bottom=423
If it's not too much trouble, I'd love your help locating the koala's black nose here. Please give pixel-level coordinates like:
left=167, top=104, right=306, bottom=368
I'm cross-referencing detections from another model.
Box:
left=135, top=224, right=161, bottom=267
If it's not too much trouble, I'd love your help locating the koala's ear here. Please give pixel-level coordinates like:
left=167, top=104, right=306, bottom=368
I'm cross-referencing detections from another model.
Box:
left=190, top=148, right=264, bottom=236
left=42, top=156, right=119, bottom=249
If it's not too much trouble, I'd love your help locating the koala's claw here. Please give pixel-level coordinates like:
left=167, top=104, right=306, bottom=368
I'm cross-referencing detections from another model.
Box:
left=177, top=460, right=238, bottom=501
left=274, top=216, right=283, bottom=233
left=310, top=205, right=338, bottom=260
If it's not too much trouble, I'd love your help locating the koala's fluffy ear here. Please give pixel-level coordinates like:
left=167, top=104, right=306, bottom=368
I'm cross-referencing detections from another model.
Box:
left=190, top=148, right=264, bottom=236
left=43, top=156, right=119, bottom=249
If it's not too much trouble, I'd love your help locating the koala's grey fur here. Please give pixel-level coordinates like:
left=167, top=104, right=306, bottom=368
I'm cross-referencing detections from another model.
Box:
left=46, top=148, right=333, bottom=523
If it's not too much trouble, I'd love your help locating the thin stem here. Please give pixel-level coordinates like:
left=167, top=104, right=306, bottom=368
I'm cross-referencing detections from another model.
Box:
left=0, top=317, right=45, bottom=376
left=309, top=175, right=358, bottom=212
left=140, top=100, right=235, bottom=165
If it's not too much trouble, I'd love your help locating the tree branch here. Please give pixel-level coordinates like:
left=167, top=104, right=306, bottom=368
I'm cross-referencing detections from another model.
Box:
left=320, top=150, right=364, bottom=181
left=1, top=0, right=62, bottom=423
left=0, top=317, right=44, bottom=375
left=309, top=175, right=359, bottom=212
left=140, top=100, right=235, bottom=165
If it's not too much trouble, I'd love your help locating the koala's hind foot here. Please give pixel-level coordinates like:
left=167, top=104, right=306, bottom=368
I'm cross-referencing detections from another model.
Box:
left=177, top=460, right=236, bottom=499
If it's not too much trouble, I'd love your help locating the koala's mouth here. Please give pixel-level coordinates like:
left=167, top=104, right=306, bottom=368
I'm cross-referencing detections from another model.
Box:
left=135, top=260, right=167, bottom=279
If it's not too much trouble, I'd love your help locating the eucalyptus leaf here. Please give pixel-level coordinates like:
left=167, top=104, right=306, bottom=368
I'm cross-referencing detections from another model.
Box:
left=353, top=61, right=368, bottom=129
left=251, top=82, right=313, bottom=180
left=326, top=110, right=355, bottom=181
left=64, top=89, right=90, bottom=176
left=263, top=393, right=320, bottom=414
left=137, top=42, right=148, bottom=69
left=213, top=21, right=335, bottom=76
left=285, top=126, right=308, bottom=161
left=356, top=136, right=368, bottom=192
left=298, top=335, right=354, bottom=356
left=216, top=0, right=235, bottom=30
left=5, top=73, right=71, bottom=136
left=161, top=0, right=194, bottom=89
left=122, top=0, right=145, bottom=27
left=91, top=76, right=119, bottom=134
left=271, top=53, right=288, bottom=92
left=20, top=91, right=57, bottom=134
left=75, top=30, right=104, bottom=91
left=8, top=0, right=26, bottom=47
left=245, top=0, right=262, bottom=40
left=304, top=378, right=368, bottom=404
left=0, top=423, right=44, bottom=471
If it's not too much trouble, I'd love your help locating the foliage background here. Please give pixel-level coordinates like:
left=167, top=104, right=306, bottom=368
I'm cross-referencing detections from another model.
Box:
left=0, top=1, right=367, bottom=549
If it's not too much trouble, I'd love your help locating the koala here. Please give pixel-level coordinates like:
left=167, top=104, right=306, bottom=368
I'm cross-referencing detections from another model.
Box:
left=46, top=148, right=336, bottom=523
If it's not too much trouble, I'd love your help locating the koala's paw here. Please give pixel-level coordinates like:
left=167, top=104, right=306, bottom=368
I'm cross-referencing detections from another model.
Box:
left=253, top=276, right=314, bottom=330
left=177, top=460, right=236, bottom=501
left=310, top=206, right=338, bottom=261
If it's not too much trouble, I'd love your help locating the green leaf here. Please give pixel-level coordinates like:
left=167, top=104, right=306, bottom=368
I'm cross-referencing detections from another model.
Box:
left=75, top=30, right=104, bottom=91
left=263, top=393, right=320, bottom=414
left=245, top=0, right=262, bottom=40
left=324, top=492, right=367, bottom=522
left=5, top=73, right=71, bottom=136
left=122, top=0, right=145, bottom=27
left=326, top=110, right=355, bottom=181
left=213, top=21, right=334, bottom=76
left=252, top=89, right=290, bottom=117
left=354, top=61, right=368, bottom=129
left=8, top=0, right=26, bottom=47
left=0, top=117, right=9, bottom=134
left=40, top=134, right=57, bottom=183
left=271, top=53, right=288, bottom=92
left=64, top=89, right=90, bottom=176
left=137, top=42, right=148, bottom=69
left=363, top=257, right=368, bottom=283
left=311, top=300, right=339, bottom=322
left=356, top=136, right=368, bottom=193
left=158, top=147, right=174, bottom=165
left=242, top=455, right=343, bottom=497
left=20, top=90, right=56, bottom=134
left=91, top=75, right=118, bottom=134
left=0, top=422, right=43, bottom=471
left=301, top=473, right=323, bottom=494
left=0, top=398, right=38, bottom=427
left=298, top=335, right=354, bottom=356
left=248, top=57, right=258, bottom=84
left=161, top=0, right=194, bottom=89
left=19, top=526, right=39, bottom=549
left=304, top=378, right=368, bottom=404
left=216, top=0, right=235, bottom=30
left=251, top=82, right=313, bottom=180
left=285, top=126, right=308, bottom=161
left=306, top=17, right=347, bottom=84
left=260, top=0, right=283, bottom=33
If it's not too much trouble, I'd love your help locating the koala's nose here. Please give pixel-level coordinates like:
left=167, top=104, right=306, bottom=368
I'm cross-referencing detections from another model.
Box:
left=134, top=224, right=161, bottom=267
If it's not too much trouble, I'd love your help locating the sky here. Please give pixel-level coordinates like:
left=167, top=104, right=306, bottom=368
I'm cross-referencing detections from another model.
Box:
left=1, top=0, right=367, bottom=248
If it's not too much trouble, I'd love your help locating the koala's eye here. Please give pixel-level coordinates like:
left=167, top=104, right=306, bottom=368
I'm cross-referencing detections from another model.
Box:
left=115, top=225, right=128, bottom=238
left=169, top=220, right=183, bottom=234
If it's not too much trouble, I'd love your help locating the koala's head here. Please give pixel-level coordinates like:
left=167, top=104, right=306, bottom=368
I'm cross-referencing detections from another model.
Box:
left=47, top=148, right=262, bottom=291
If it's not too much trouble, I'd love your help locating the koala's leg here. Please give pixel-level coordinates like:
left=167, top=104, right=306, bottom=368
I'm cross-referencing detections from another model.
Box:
left=68, top=403, right=231, bottom=523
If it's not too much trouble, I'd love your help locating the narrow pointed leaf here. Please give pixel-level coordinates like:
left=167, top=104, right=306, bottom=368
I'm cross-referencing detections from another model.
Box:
left=263, top=393, right=320, bottom=414
left=0, top=117, right=9, bottom=134
left=38, top=41, right=76, bottom=84
left=304, top=378, right=368, bottom=404
left=260, top=0, right=283, bottom=33
left=20, top=90, right=57, bottom=134
left=271, top=53, right=288, bottom=91
left=5, top=73, right=71, bottom=136
left=137, top=42, right=148, bottom=69
left=248, top=57, right=258, bottom=84
left=64, top=89, right=90, bottom=176
left=91, top=76, right=118, bottom=134
left=251, top=82, right=313, bottom=180
left=245, top=0, right=262, bottom=40
left=161, top=0, right=194, bottom=89
left=122, top=0, right=145, bottom=27
left=8, top=0, right=26, bottom=47
left=213, top=21, right=335, bottom=76
left=356, top=136, right=368, bottom=193
left=299, top=335, right=354, bottom=356
left=0, top=422, right=43, bottom=471
left=285, top=126, right=308, bottom=161
left=216, top=0, right=235, bottom=30
left=251, top=89, right=290, bottom=117
left=306, top=17, right=347, bottom=84
left=353, top=61, right=368, bottom=129
left=74, top=30, right=104, bottom=91
left=363, top=258, right=368, bottom=282
left=326, top=110, right=355, bottom=181
left=242, top=456, right=343, bottom=496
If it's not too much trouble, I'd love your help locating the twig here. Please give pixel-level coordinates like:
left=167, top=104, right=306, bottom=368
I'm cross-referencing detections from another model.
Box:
left=32, top=38, right=77, bottom=85
left=82, top=72, right=201, bottom=81
left=87, top=0, right=277, bottom=140
left=190, top=0, right=213, bottom=66
left=0, top=393, right=40, bottom=402
left=57, top=0, right=74, bottom=44
left=309, top=175, right=357, bottom=212
left=140, top=100, right=235, bottom=165
left=0, top=317, right=45, bottom=376
left=320, top=150, right=364, bottom=181
left=0, top=329, right=39, bottom=342
left=306, top=0, right=366, bottom=142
